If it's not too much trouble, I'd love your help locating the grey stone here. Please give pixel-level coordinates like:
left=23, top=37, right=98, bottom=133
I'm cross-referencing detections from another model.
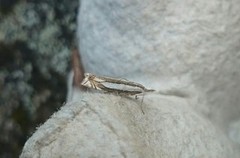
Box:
left=21, top=0, right=240, bottom=157
left=21, top=92, right=237, bottom=158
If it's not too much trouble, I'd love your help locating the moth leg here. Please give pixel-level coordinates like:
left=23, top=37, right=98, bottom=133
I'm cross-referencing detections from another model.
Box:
left=134, top=92, right=145, bottom=114
left=134, top=93, right=144, bottom=100
left=135, top=95, right=139, bottom=100
left=89, top=81, right=94, bottom=89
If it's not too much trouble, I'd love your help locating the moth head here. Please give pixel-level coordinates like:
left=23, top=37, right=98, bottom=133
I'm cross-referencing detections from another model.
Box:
left=81, top=73, right=95, bottom=88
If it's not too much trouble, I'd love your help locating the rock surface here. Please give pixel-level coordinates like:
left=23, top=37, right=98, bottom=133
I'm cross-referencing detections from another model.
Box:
left=20, top=92, right=237, bottom=158
left=78, top=0, right=240, bottom=131
left=21, top=0, right=240, bottom=157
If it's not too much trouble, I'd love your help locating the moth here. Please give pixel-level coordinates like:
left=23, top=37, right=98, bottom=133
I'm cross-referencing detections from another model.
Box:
left=81, top=73, right=154, bottom=96
left=81, top=73, right=154, bottom=114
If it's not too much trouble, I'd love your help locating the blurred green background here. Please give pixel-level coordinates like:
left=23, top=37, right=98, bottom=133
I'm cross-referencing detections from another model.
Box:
left=0, top=0, right=79, bottom=157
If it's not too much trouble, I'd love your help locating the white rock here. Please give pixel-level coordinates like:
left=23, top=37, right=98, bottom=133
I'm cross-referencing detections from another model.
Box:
left=21, top=0, right=240, bottom=157
left=78, top=0, right=240, bottom=130
left=20, top=92, right=237, bottom=158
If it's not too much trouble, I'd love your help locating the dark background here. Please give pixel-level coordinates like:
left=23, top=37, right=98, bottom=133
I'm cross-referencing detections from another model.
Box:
left=0, top=0, right=79, bottom=157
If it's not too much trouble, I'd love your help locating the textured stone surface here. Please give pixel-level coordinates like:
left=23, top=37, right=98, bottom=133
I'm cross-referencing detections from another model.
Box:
left=21, top=0, right=240, bottom=157
left=78, top=0, right=240, bottom=132
left=20, top=92, right=237, bottom=158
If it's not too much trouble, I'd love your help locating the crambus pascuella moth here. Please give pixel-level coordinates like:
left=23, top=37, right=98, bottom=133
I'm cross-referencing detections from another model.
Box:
left=81, top=73, right=154, bottom=95
left=81, top=73, right=154, bottom=113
